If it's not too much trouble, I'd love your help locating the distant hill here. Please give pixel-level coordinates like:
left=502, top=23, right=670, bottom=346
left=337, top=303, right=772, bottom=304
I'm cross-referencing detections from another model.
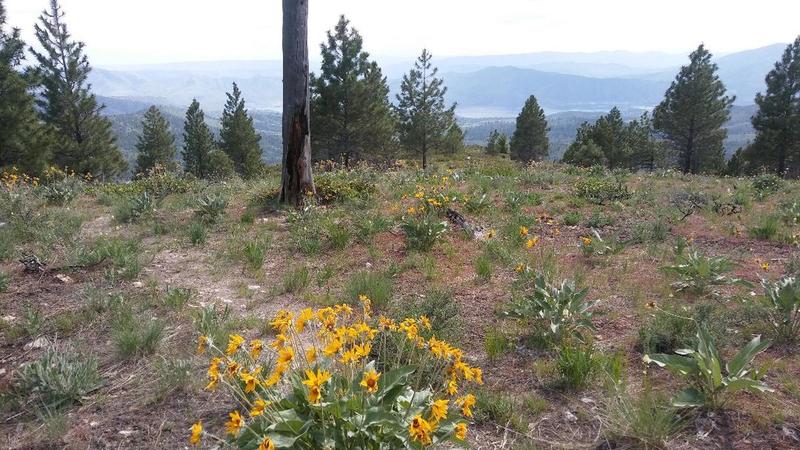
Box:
left=90, top=44, right=787, bottom=118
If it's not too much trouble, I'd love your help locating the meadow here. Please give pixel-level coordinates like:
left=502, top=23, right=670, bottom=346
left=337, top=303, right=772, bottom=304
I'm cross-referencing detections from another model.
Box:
left=1, top=150, right=799, bottom=449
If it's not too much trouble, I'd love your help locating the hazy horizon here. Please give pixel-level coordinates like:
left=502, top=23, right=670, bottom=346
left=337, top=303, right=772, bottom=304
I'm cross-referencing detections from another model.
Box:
left=5, top=0, right=799, bottom=66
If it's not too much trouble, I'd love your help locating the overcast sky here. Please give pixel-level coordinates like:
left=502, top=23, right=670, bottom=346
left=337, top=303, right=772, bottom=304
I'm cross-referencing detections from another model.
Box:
left=5, top=0, right=800, bottom=66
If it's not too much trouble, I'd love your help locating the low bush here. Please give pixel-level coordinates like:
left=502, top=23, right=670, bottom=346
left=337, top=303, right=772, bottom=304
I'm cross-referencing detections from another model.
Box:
left=556, top=343, right=597, bottom=389
left=12, top=346, right=101, bottom=411
left=112, top=310, right=165, bottom=358
left=574, top=176, right=630, bottom=205
left=195, top=193, right=229, bottom=224
left=402, top=214, right=448, bottom=252
left=749, top=215, right=780, bottom=240
left=758, top=276, right=800, bottom=343
left=752, top=174, right=783, bottom=199
left=282, top=266, right=310, bottom=294
left=661, top=248, right=747, bottom=294
left=314, top=169, right=377, bottom=204
left=345, top=271, right=393, bottom=307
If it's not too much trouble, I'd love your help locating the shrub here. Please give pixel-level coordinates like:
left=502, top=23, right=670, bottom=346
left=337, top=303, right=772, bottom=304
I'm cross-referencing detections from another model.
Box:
left=402, top=214, right=447, bottom=252
left=282, top=266, right=310, bottom=294
left=474, top=254, right=492, bottom=281
left=758, top=276, right=800, bottom=343
left=314, top=169, right=377, bottom=204
left=506, top=273, right=596, bottom=344
left=75, top=237, right=142, bottom=280
left=574, top=176, right=630, bottom=205
left=645, top=325, right=772, bottom=409
left=40, top=179, right=80, bottom=206
left=484, top=329, right=510, bottom=362
left=154, top=357, right=193, bottom=399
left=164, top=287, right=192, bottom=309
left=394, top=289, right=463, bottom=343
left=603, top=384, right=685, bottom=448
left=112, top=310, right=165, bottom=358
left=243, top=241, right=267, bottom=271
left=670, top=191, right=708, bottom=220
left=116, top=191, right=159, bottom=224
left=562, top=211, right=582, bottom=226
left=188, top=221, right=207, bottom=245
left=579, top=230, right=623, bottom=258
left=12, top=347, right=101, bottom=411
left=207, top=149, right=236, bottom=180
left=752, top=174, right=783, bottom=199
left=781, top=200, right=800, bottom=226
left=191, top=305, right=482, bottom=449
left=0, top=271, right=8, bottom=292
left=193, top=304, right=233, bottom=348
left=346, top=271, right=393, bottom=307
left=749, top=215, right=780, bottom=240
left=195, top=193, right=229, bottom=224
left=464, top=193, right=490, bottom=214
left=585, top=211, right=614, bottom=228
left=556, top=343, right=597, bottom=389
left=661, top=249, right=747, bottom=294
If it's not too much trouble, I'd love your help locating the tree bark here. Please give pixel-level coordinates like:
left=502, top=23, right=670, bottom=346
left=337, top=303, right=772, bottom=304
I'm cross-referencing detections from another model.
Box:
left=280, top=0, right=315, bottom=205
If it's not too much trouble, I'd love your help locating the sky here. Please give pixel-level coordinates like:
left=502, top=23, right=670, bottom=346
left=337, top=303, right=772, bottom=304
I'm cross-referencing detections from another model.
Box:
left=5, top=0, right=800, bottom=66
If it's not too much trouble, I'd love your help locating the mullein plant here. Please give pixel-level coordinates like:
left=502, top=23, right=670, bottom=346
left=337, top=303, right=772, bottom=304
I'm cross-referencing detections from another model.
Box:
left=191, top=295, right=482, bottom=449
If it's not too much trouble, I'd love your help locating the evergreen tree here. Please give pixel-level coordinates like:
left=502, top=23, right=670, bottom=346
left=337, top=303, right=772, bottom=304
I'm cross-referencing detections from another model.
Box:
left=182, top=99, right=216, bottom=178
left=497, top=134, right=508, bottom=154
left=219, top=83, right=262, bottom=178
left=31, top=0, right=126, bottom=178
left=311, top=16, right=395, bottom=165
left=395, top=49, right=456, bottom=169
left=510, top=95, right=549, bottom=162
left=591, top=107, right=630, bottom=169
left=135, top=106, right=177, bottom=175
left=653, top=44, right=734, bottom=174
left=627, top=112, right=670, bottom=171
left=442, top=123, right=465, bottom=154
left=0, top=0, right=52, bottom=174
left=746, top=37, right=800, bottom=177
left=486, top=129, right=500, bottom=155
left=563, top=122, right=607, bottom=167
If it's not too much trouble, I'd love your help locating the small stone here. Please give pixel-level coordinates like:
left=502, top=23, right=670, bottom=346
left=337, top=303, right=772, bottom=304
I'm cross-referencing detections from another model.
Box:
left=24, top=336, right=50, bottom=350
left=247, top=285, right=261, bottom=291
left=2, top=315, right=15, bottom=322
left=118, top=430, right=135, bottom=436
left=54, top=274, right=74, bottom=284
left=132, top=281, right=144, bottom=288
left=365, top=262, right=372, bottom=268
left=90, top=421, right=99, bottom=427
left=563, top=410, right=577, bottom=422
left=580, top=397, right=594, bottom=404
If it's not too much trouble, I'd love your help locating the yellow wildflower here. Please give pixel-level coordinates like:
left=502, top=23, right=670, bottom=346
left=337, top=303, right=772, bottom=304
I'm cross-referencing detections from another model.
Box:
left=455, top=422, right=467, bottom=440
left=324, top=337, right=343, bottom=356
left=519, top=225, right=529, bottom=237
left=360, top=369, right=381, bottom=393
left=303, top=369, right=332, bottom=404
left=582, top=237, right=592, bottom=246
left=409, top=415, right=433, bottom=445
left=305, top=347, right=318, bottom=364
left=295, top=308, right=314, bottom=332
left=456, top=394, right=476, bottom=417
left=430, top=398, right=449, bottom=423
left=196, top=335, right=208, bottom=355
left=526, top=236, right=540, bottom=249
left=225, top=411, right=243, bottom=435
left=250, top=398, right=269, bottom=417
left=225, top=334, right=246, bottom=355
left=250, top=339, right=264, bottom=359
left=258, top=437, right=275, bottom=450
left=277, top=346, right=295, bottom=365
left=189, top=421, right=202, bottom=445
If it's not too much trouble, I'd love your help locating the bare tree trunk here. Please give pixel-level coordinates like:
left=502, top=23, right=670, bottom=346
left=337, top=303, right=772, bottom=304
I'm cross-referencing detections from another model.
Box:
left=280, top=0, right=315, bottom=205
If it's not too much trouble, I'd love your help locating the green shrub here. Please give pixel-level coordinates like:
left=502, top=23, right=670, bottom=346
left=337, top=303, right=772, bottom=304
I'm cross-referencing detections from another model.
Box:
left=192, top=304, right=233, bottom=347
left=402, top=214, right=447, bottom=252
left=749, top=215, right=780, bottom=240
left=0, top=271, right=8, bottom=292
left=556, top=343, right=597, bottom=389
left=661, top=249, right=747, bottom=294
left=636, top=303, right=725, bottom=354
left=115, top=191, right=159, bottom=224
left=574, top=176, right=630, bottom=205
left=324, top=219, right=351, bottom=250
left=758, top=276, right=800, bottom=343
left=153, top=357, right=193, bottom=399
left=163, top=287, right=192, bottom=309
left=585, top=211, right=614, bottom=228
left=207, top=149, right=236, bottom=180
left=781, top=200, right=800, bottom=226
left=506, top=273, right=595, bottom=344
left=12, top=347, right=101, bottom=411
left=40, top=179, right=80, bottom=206
left=354, top=212, right=391, bottom=243
left=188, top=221, right=207, bottom=245
left=484, top=329, right=510, bottom=361
left=314, top=170, right=377, bottom=203
left=464, top=193, right=490, bottom=214
left=752, top=174, right=783, bottom=199
left=562, top=211, right=582, bottom=226
left=195, top=193, right=229, bottom=224
left=112, top=312, right=165, bottom=358
left=474, top=254, right=492, bottom=281
left=282, top=266, right=310, bottom=294
left=75, top=237, right=142, bottom=280
left=603, top=384, right=685, bottom=448
left=243, top=240, right=267, bottom=271
left=395, top=289, right=463, bottom=342
left=345, top=271, right=393, bottom=307
left=645, top=325, right=772, bottom=409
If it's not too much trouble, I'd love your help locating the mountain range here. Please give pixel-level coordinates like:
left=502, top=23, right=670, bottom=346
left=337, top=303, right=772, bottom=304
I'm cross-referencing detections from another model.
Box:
left=94, top=44, right=785, bottom=166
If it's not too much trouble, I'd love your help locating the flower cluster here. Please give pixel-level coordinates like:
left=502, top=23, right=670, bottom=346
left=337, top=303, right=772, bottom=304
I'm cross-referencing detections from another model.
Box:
left=192, top=295, right=483, bottom=448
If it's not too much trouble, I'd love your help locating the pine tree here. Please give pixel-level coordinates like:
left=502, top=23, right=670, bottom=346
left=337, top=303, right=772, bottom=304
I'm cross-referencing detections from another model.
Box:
left=311, top=16, right=395, bottom=165
left=510, top=95, right=549, bottom=162
left=219, top=82, right=263, bottom=178
left=627, top=112, right=670, bottom=171
left=135, top=106, right=177, bottom=175
left=563, top=122, right=607, bottom=167
left=591, top=107, right=630, bottom=169
left=486, top=129, right=500, bottom=155
left=182, top=99, right=216, bottom=178
left=497, top=134, right=508, bottom=154
left=0, top=0, right=52, bottom=174
left=442, top=123, right=465, bottom=154
left=747, top=37, right=800, bottom=177
left=653, top=44, right=734, bottom=174
left=31, top=0, right=126, bottom=178
left=395, top=49, right=456, bottom=169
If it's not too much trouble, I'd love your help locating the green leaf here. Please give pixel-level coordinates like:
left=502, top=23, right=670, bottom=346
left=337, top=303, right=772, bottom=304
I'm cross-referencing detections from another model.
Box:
left=646, top=353, right=699, bottom=376
left=727, top=335, right=771, bottom=377
left=672, top=388, right=705, bottom=408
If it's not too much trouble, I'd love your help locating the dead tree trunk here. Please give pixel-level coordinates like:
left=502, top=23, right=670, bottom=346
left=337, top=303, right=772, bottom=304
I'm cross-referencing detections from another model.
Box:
left=280, top=0, right=315, bottom=205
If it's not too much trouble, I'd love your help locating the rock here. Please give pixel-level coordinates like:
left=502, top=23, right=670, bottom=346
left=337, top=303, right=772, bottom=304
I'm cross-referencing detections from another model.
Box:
left=132, top=281, right=144, bottom=288
left=24, top=336, right=50, bottom=350
left=118, top=430, right=135, bottom=437
left=247, top=285, right=261, bottom=291
left=90, top=421, right=99, bottom=427
left=54, top=274, right=75, bottom=284
left=563, top=410, right=578, bottom=423
left=2, top=315, right=16, bottom=322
